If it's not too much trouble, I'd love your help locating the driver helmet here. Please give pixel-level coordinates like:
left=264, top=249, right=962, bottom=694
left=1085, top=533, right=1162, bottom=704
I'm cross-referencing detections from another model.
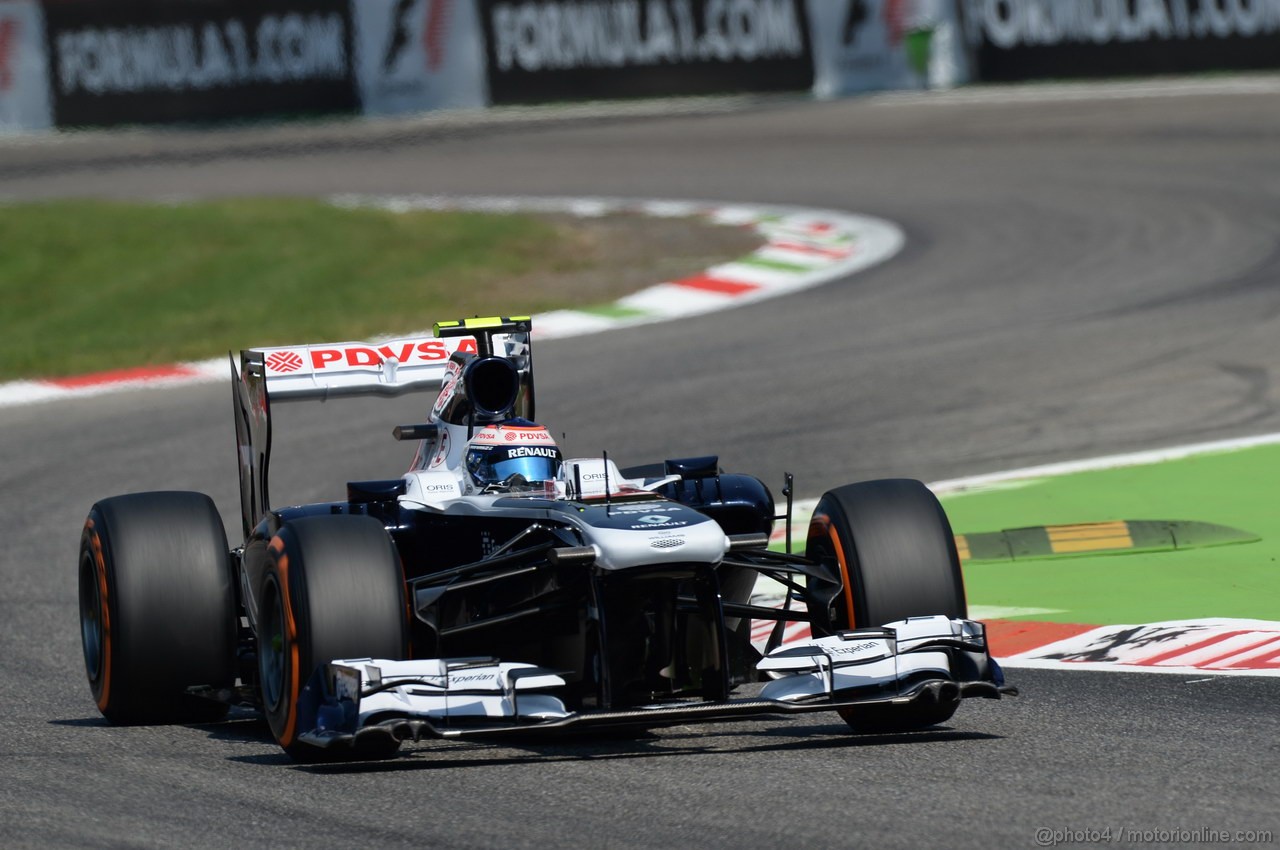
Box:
left=465, top=418, right=563, bottom=492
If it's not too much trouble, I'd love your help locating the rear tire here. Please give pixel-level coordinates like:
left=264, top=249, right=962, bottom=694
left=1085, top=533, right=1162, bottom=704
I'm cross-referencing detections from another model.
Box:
left=257, top=515, right=408, bottom=762
left=805, top=479, right=967, bottom=731
left=79, top=492, right=236, bottom=724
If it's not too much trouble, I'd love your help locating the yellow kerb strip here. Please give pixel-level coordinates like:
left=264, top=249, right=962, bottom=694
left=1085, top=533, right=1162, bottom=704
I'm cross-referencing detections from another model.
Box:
left=954, top=535, right=971, bottom=561
left=1048, top=521, right=1133, bottom=553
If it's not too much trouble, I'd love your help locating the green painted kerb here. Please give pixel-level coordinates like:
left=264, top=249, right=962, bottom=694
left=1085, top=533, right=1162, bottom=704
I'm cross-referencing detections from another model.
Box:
left=578, top=304, right=651, bottom=319
left=740, top=256, right=811, bottom=273
left=941, top=442, right=1280, bottom=625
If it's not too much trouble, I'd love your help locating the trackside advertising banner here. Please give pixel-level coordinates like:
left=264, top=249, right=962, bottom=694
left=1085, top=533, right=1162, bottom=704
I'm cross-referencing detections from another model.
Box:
left=43, top=0, right=358, bottom=127
left=476, top=0, right=814, bottom=103
left=960, top=0, right=1280, bottom=81
left=808, top=0, right=969, bottom=96
left=0, top=0, right=52, bottom=130
left=352, top=0, right=487, bottom=115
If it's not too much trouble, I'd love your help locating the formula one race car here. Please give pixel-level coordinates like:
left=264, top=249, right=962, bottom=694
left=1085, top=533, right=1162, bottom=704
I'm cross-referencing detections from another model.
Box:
left=78, top=316, right=1013, bottom=761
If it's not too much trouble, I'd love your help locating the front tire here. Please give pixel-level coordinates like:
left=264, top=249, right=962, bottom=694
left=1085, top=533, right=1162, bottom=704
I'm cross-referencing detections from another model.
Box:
left=257, top=514, right=407, bottom=762
left=78, top=492, right=236, bottom=724
left=805, top=479, right=967, bottom=731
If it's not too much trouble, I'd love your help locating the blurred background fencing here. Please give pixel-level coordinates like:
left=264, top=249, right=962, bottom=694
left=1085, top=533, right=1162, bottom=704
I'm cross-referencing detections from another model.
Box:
left=3, top=0, right=1280, bottom=132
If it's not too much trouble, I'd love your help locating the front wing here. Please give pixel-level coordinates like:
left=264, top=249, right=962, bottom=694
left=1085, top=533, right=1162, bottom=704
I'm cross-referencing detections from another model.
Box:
left=295, top=616, right=1015, bottom=751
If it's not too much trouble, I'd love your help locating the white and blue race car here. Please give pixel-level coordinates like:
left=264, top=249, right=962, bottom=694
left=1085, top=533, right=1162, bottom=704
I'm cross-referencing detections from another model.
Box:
left=78, top=316, right=1013, bottom=761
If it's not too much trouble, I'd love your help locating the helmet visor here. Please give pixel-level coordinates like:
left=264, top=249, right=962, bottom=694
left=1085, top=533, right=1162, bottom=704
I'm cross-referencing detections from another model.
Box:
left=467, top=445, right=563, bottom=487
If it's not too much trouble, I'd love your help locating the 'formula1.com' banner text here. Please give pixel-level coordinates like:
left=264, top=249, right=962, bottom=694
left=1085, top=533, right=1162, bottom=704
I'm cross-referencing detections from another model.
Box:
left=478, top=0, right=813, bottom=103
left=44, top=0, right=357, bottom=127
left=961, top=0, right=1280, bottom=81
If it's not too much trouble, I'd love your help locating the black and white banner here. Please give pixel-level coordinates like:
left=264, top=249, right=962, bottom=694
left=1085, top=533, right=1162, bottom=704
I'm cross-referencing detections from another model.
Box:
left=352, top=0, right=487, bottom=116
left=478, top=0, right=814, bottom=103
left=809, top=0, right=969, bottom=96
left=44, top=0, right=358, bottom=127
left=961, top=0, right=1280, bottom=81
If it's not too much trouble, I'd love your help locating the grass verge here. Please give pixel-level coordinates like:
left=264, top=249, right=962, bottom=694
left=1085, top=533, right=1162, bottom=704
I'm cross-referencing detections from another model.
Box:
left=0, top=198, right=755, bottom=381
left=940, top=443, right=1280, bottom=624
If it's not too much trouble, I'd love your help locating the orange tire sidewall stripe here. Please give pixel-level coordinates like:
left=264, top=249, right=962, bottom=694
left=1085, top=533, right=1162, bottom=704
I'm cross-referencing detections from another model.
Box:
left=269, top=535, right=301, bottom=747
left=809, top=513, right=856, bottom=630
left=85, top=518, right=112, bottom=711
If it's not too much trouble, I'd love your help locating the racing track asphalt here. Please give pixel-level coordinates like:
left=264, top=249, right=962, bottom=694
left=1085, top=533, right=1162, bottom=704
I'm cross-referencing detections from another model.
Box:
left=3, top=83, right=1280, bottom=847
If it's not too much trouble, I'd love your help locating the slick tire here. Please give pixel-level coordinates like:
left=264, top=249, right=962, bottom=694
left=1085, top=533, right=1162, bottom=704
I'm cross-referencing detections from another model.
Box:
left=79, top=491, right=237, bottom=725
left=805, top=478, right=967, bottom=732
left=257, top=515, right=407, bottom=762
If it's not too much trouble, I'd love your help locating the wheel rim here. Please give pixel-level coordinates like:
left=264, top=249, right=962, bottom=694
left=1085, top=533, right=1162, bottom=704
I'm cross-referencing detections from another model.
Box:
left=78, top=550, right=104, bottom=683
left=259, top=580, right=287, bottom=713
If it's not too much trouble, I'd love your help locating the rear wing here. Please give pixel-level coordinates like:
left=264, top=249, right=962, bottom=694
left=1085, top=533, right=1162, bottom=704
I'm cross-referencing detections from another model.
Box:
left=230, top=317, right=532, bottom=537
